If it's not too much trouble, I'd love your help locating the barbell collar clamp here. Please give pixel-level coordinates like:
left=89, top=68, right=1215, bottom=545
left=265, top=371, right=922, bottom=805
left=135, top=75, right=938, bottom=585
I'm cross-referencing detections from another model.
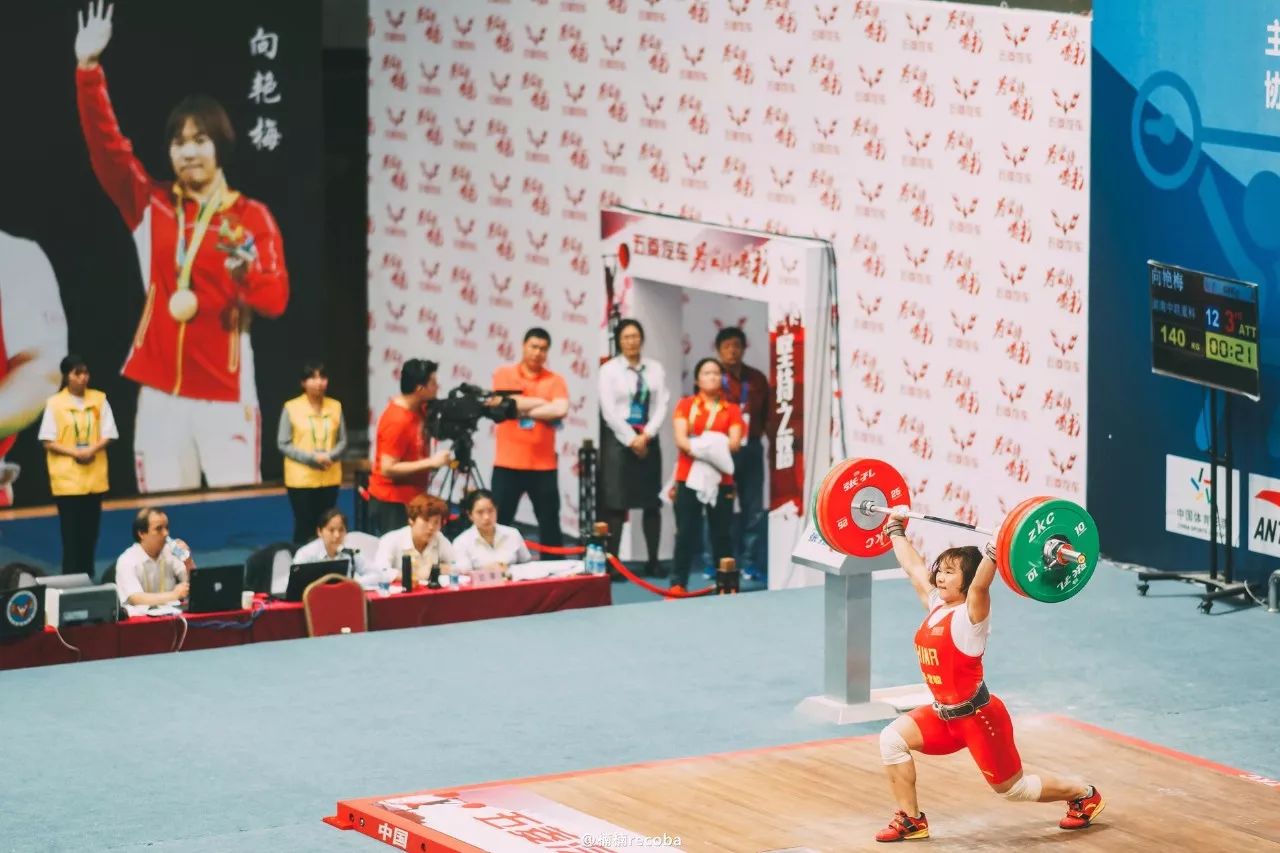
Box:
left=1044, top=539, right=1087, bottom=566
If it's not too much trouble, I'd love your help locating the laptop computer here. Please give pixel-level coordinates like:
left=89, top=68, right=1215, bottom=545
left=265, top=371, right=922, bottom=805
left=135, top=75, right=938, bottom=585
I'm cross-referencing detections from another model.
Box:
left=186, top=564, right=246, bottom=614
left=283, top=559, right=351, bottom=602
left=35, top=573, right=93, bottom=590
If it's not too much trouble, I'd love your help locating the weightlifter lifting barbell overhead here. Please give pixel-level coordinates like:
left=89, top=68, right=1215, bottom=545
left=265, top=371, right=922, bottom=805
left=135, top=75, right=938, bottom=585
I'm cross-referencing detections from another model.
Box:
left=808, top=458, right=1106, bottom=842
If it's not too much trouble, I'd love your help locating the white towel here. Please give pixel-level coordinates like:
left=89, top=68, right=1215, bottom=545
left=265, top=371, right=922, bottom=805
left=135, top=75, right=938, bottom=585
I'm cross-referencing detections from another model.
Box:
left=687, top=432, right=735, bottom=506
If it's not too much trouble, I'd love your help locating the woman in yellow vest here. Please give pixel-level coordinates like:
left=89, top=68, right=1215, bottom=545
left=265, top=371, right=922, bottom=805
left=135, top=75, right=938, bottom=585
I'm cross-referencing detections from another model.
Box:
left=39, top=354, right=118, bottom=577
left=277, top=362, right=347, bottom=544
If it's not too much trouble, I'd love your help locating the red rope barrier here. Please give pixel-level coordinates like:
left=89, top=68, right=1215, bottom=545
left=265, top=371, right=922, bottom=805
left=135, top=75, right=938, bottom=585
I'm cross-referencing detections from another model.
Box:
left=523, top=541, right=587, bottom=556
left=522, top=539, right=714, bottom=598
left=606, top=553, right=715, bottom=599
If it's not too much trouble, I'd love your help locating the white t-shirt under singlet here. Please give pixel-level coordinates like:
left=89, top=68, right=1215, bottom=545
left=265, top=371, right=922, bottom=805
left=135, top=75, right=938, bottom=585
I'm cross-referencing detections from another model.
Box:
left=925, top=588, right=991, bottom=657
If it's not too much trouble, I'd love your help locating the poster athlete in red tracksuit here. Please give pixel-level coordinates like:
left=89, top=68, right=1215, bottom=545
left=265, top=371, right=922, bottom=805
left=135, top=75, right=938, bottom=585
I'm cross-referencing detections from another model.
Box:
left=74, top=1, right=288, bottom=491
left=871, top=509, right=1105, bottom=842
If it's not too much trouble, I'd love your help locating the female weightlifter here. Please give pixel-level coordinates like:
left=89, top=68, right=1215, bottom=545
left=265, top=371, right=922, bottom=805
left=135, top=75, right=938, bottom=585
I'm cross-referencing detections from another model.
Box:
left=874, top=508, right=1104, bottom=842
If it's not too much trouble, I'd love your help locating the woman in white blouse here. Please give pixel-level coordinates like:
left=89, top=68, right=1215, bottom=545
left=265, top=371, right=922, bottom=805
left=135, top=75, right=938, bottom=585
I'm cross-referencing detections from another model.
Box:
left=293, top=508, right=375, bottom=579
left=596, top=319, right=669, bottom=576
left=452, top=489, right=533, bottom=572
left=373, top=493, right=455, bottom=584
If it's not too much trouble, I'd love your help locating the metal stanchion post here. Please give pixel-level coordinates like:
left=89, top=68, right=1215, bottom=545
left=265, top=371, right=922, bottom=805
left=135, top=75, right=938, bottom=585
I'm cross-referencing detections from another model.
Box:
left=791, top=523, right=902, bottom=724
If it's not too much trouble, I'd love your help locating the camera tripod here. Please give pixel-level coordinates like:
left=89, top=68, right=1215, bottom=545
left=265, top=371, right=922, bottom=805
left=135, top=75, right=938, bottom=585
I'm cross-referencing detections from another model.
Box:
left=431, top=447, right=487, bottom=538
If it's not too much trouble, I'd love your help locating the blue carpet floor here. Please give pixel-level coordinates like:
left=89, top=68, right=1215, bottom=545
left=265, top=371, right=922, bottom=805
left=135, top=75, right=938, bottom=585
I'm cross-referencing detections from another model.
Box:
left=0, top=560, right=1276, bottom=852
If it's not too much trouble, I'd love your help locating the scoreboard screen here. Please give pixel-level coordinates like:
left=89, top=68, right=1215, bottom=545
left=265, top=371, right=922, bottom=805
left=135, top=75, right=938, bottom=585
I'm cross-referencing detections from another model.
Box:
left=1149, top=261, right=1260, bottom=400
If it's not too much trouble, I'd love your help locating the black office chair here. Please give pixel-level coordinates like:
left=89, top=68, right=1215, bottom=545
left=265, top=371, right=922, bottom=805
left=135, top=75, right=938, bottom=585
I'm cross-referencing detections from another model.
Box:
left=100, top=561, right=116, bottom=586
left=244, top=542, right=296, bottom=593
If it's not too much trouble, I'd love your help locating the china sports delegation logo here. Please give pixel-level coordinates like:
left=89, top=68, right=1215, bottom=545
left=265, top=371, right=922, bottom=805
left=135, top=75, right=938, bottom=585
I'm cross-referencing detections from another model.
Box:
left=6, top=589, right=38, bottom=629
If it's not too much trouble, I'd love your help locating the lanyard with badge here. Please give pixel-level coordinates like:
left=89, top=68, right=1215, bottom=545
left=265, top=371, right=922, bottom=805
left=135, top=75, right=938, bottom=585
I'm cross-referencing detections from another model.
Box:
left=517, top=366, right=539, bottom=431
left=68, top=406, right=96, bottom=449
left=142, top=557, right=171, bottom=594
left=306, top=412, right=330, bottom=450
left=627, top=364, right=650, bottom=429
left=688, top=396, right=722, bottom=437
left=723, top=372, right=750, bottom=445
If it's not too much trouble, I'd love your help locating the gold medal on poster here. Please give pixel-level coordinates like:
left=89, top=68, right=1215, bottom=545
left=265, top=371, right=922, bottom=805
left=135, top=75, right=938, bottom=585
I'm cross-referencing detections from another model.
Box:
left=171, top=174, right=225, bottom=324
left=168, top=289, right=199, bottom=322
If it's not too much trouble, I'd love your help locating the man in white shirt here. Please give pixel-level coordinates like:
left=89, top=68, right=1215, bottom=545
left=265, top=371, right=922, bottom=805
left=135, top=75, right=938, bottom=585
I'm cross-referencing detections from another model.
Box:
left=114, top=507, right=194, bottom=607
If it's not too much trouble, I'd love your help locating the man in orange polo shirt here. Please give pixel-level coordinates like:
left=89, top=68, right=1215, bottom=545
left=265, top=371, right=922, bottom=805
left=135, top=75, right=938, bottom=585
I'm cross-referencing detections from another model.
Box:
left=367, top=359, right=452, bottom=535
left=490, top=328, right=569, bottom=553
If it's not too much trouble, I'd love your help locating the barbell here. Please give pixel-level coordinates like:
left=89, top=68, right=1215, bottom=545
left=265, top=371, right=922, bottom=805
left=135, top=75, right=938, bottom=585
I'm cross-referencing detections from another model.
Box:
left=810, top=457, right=1100, bottom=603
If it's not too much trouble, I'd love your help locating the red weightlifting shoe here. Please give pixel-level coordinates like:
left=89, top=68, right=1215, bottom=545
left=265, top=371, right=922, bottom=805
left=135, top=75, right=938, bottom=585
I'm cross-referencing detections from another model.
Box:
left=667, top=584, right=687, bottom=598
left=1059, top=786, right=1105, bottom=830
left=875, top=810, right=929, bottom=842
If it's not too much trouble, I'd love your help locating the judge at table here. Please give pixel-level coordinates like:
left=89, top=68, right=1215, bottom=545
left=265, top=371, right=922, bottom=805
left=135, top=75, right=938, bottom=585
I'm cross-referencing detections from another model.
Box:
left=114, top=507, right=194, bottom=607
left=293, top=508, right=374, bottom=579
left=374, top=494, right=455, bottom=584
left=451, top=489, right=533, bottom=573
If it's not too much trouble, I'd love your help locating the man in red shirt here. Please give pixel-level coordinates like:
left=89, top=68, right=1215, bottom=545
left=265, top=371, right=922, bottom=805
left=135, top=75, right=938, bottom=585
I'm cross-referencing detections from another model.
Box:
left=490, top=328, right=569, bottom=553
left=367, top=359, right=451, bottom=535
left=872, top=509, right=1103, bottom=842
left=74, top=3, right=288, bottom=492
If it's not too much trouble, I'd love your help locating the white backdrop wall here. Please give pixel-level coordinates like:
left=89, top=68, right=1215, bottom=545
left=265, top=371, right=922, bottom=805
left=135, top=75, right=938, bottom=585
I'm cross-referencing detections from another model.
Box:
left=367, top=0, right=1091, bottom=555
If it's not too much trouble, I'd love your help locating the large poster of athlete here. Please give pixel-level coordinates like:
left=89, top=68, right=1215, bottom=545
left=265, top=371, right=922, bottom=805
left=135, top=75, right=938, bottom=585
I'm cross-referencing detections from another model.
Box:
left=0, top=0, right=321, bottom=505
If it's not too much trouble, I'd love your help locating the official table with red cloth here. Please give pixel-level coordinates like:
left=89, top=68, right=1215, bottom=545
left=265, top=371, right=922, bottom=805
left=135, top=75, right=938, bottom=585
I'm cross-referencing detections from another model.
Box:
left=0, top=574, right=611, bottom=671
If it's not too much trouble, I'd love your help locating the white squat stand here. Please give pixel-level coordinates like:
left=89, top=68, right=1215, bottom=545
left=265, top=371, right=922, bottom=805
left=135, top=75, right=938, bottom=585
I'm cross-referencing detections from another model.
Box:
left=792, top=522, right=905, bottom=725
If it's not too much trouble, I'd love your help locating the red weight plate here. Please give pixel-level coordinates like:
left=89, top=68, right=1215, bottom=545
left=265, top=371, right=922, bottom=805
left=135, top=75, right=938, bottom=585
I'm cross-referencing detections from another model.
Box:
left=998, top=497, right=1046, bottom=594
left=995, top=498, right=1035, bottom=591
left=815, top=457, right=864, bottom=548
left=815, top=457, right=911, bottom=557
left=811, top=461, right=845, bottom=547
left=994, top=497, right=1035, bottom=592
left=997, top=496, right=1050, bottom=597
left=994, top=502, right=1022, bottom=591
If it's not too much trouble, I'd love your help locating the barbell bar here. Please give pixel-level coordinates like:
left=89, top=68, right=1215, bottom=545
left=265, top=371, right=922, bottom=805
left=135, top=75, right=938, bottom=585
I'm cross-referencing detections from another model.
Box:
left=856, top=502, right=1087, bottom=567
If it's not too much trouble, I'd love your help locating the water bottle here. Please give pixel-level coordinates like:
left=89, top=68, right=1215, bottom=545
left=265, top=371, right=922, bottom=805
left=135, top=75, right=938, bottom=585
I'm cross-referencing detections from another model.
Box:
left=166, top=536, right=190, bottom=562
left=585, top=521, right=607, bottom=576
left=583, top=541, right=603, bottom=575
left=427, top=561, right=442, bottom=590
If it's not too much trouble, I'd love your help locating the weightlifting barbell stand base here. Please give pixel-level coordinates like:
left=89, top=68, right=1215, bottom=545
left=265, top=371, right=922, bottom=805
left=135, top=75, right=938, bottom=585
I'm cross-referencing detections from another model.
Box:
left=791, top=523, right=918, bottom=725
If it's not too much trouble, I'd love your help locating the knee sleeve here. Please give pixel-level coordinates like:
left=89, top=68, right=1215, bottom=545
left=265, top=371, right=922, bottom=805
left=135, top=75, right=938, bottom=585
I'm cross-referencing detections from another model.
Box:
left=879, top=727, right=912, bottom=766
left=1000, top=774, right=1042, bottom=802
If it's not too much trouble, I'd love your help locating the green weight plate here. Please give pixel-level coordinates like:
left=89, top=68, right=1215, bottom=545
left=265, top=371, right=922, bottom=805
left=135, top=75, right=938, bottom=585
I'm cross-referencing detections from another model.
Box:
left=1007, top=498, right=1099, bottom=603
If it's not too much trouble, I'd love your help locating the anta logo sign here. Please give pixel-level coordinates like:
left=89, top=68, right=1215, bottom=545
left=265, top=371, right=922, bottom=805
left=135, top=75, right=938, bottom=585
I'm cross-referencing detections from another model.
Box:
left=1249, top=474, right=1280, bottom=557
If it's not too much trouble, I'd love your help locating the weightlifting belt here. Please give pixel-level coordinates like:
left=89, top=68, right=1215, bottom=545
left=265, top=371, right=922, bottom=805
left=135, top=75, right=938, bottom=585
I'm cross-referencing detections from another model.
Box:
left=932, top=681, right=990, bottom=721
